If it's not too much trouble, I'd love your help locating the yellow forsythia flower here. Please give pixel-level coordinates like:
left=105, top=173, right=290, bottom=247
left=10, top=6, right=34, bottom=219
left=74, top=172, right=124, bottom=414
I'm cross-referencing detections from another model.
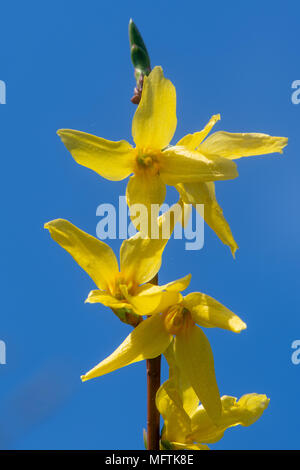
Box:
left=156, top=346, right=269, bottom=450
left=44, top=206, right=187, bottom=317
left=80, top=286, right=246, bottom=423
left=57, top=66, right=287, bottom=247
left=57, top=67, right=238, bottom=226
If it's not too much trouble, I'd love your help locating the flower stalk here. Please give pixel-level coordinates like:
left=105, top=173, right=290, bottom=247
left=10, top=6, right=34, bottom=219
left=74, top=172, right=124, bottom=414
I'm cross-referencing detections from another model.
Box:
left=146, top=354, right=161, bottom=450
left=146, top=274, right=161, bottom=450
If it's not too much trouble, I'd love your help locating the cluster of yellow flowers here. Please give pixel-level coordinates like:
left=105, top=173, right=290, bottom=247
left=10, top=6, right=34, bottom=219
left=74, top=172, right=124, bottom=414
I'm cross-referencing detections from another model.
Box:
left=45, top=66, right=287, bottom=449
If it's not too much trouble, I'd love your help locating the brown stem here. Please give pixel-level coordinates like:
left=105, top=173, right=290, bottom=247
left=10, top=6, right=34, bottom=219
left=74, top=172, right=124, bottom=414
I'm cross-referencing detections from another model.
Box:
left=131, top=74, right=144, bottom=104
left=146, top=273, right=161, bottom=450
left=146, top=355, right=161, bottom=450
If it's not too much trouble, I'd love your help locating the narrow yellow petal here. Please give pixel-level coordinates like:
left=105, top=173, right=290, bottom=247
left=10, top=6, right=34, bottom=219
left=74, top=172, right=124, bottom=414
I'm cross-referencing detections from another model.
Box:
left=176, top=114, right=221, bottom=150
left=160, top=146, right=238, bottom=185
left=57, top=129, right=135, bottom=180
left=159, top=274, right=192, bottom=293
left=122, top=285, right=181, bottom=316
left=177, top=181, right=238, bottom=257
left=120, top=235, right=163, bottom=286
left=236, top=394, right=270, bottom=425
left=158, top=344, right=209, bottom=448
left=81, top=313, right=172, bottom=381
left=198, top=131, right=288, bottom=160
left=190, top=393, right=270, bottom=444
left=174, top=324, right=222, bottom=423
left=166, top=442, right=210, bottom=450
left=132, top=66, right=177, bottom=150
left=184, top=292, right=246, bottom=333
left=164, top=343, right=199, bottom=418
left=126, top=173, right=166, bottom=232
left=157, top=347, right=198, bottom=445
left=85, top=290, right=130, bottom=310
left=44, top=219, right=119, bottom=292
left=120, top=202, right=182, bottom=285
left=122, top=275, right=190, bottom=315
left=181, top=385, right=199, bottom=421
left=156, top=376, right=192, bottom=444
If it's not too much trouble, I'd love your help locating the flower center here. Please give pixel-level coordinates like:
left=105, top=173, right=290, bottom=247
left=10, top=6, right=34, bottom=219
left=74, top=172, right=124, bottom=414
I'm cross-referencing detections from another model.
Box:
left=134, top=149, right=161, bottom=176
left=112, top=275, right=137, bottom=300
left=164, top=305, right=192, bottom=335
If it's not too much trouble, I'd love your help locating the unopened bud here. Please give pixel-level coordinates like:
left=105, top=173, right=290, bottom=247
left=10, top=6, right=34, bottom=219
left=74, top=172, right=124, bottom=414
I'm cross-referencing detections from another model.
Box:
left=128, top=19, right=151, bottom=104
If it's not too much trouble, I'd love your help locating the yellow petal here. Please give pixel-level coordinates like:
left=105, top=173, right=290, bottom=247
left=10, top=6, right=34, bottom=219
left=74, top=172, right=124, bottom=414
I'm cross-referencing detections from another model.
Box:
left=160, top=274, right=192, bottom=293
left=160, top=146, right=238, bottom=185
left=236, top=394, right=270, bottom=425
left=184, top=292, right=246, bottom=333
left=181, top=385, right=199, bottom=421
left=174, top=324, right=221, bottom=423
left=176, top=114, right=221, bottom=150
left=164, top=342, right=199, bottom=418
left=57, top=129, right=135, bottom=181
left=132, top=66, right=177, bottom=150
left=158, top=344, right=210, bottom=448
left=85, top=290, right=130, bottom=310
left=190, top=393, right=270, bottom=444
left=120, top=202, right=182, bottom=285
left=198, top=131, right=288, bottom=160
left=177, top=181, right=238, bottom=257
left=166, top=442, right=210, bottom=450
left=122, top=275, right=190, bottom=315
left=44, top=219, right=119, bottom=292
left=81, top=313, right=172, bottom=381
left=156, top=375, right=192, bottom=444
left=121, top=285, right=181, bottom=316
left=120, top=234, right=163, bottom=286
left=126, top=173, right=166, bottom=232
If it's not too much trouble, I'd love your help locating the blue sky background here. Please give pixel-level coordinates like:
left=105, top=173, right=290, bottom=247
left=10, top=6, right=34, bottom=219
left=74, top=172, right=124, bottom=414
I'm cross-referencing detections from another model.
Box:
left=0, top=0, right=299, bottom=450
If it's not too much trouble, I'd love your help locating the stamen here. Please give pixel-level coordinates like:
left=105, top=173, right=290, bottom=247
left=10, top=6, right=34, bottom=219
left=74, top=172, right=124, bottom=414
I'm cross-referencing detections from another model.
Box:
left=164, top=305, right=185, bottom=335
left=135, top=149, right=160, bottom=176
left=164, top=306, right=194, bottom=335
left=137, top=155, right=153, bottom=167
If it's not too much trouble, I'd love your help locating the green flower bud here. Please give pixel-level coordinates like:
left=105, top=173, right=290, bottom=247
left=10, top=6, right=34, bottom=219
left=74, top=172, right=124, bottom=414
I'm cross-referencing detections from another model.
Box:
left=129, top=19, right=151, bottom=78
left=128, top=19, right=151, bottom=104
